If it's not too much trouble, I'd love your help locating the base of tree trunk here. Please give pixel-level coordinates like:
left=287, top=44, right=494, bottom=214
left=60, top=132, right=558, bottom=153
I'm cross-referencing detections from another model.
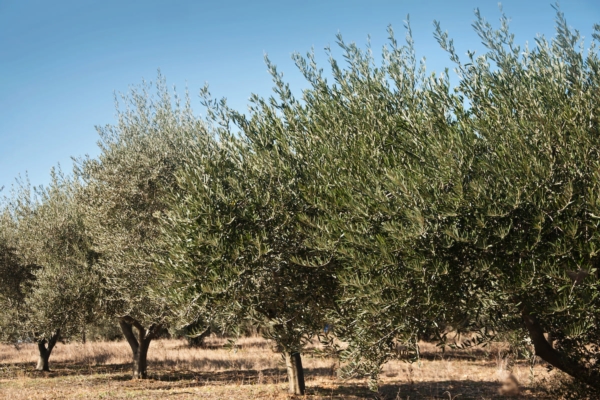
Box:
left=35, top=330, right=60, bottom=372
left=119, top=317, right=161, bottom=380
left=36, top=354, right=50, bottom=371
left=285, top=351, right=306, bottom=395
left=132, top=338, right=150, bottom=379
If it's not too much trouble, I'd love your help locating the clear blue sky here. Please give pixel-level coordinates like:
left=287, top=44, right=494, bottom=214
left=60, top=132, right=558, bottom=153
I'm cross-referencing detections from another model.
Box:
left=1, top=0, right=599, bottom=189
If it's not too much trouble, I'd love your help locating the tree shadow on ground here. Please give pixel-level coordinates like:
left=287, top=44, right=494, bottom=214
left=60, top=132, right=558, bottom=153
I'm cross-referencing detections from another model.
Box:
left=308, top=380, right=546, bottom=399
left=147, top=366, right=335, bottom=387
left=0, top=363, right=549, bottom=399
left=414, top=347, right=502, bottom=363
left=0, top=362, right=331, bottom=384
left=0, top=361, right=132, bottom=380
left=173, top=342, right=272, bottom=351
left=377, top=380, right=542, bottom=399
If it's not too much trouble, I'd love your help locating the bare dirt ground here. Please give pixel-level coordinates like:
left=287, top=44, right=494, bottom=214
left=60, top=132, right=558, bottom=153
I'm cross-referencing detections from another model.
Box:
left=0, top=336, right=561, bottom=399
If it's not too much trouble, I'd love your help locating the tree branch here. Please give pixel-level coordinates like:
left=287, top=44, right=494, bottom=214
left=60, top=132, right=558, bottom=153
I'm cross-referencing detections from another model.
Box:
left=47, top=330, right=60, bottom=354
left=120, top=315, right=145, bottom=333
left=522, top=308, right=600, bottom=390
left=119, top=318, right=139, bottom=352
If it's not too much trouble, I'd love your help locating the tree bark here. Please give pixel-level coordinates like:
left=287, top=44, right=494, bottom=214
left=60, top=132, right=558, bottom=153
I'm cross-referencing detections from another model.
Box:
left=36, top=330, right=60, bottom=371
left=522, top=308, right=600, bottom=390
left=119, top=317, right=161, bottom=379
left=284, top=351, right=306, bottom=395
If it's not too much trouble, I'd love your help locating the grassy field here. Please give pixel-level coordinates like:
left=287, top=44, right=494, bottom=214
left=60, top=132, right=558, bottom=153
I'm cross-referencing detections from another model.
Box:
left=0, top=336, right=561, bottom=399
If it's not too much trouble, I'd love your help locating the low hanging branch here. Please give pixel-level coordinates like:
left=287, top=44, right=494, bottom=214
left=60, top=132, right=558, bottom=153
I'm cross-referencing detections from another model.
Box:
left=522, top=308, right=600, bottom=390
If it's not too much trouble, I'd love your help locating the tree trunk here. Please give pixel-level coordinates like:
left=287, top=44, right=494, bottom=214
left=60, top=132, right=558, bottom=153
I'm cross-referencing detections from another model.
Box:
left=119, top=317, right=161, bottom=379
left=134, top=336, right=150, bottom=379
left=36, top=330, right=60, bottom=371
left=284, top=351, right=306, bottom=395
left=522, top=308, right=600, bottom=390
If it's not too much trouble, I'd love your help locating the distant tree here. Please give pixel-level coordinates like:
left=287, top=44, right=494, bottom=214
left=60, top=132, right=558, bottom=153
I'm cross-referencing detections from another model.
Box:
left=0, top=203, right=34, bottom=347
left=76, top=75, right=212, bottom=379
left=0, top=172, right=100, bottom=371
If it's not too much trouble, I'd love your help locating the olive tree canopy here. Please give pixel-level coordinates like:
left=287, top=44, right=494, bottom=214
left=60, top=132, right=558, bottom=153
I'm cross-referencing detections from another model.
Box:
left=290, top=7, right=600, bottom=393
left=76, top=75, right=213, bottom=379
left=158, top=77, right=338, bottom=395
left=0, top=171, right=100, bottom=371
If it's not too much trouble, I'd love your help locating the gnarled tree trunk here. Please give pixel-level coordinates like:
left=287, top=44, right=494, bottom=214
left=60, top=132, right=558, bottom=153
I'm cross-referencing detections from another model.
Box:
left=522, top=308, right=600, bottom=390
left=36, top=330, right=60, bottom=371
left=119, top=317, right=162, bottom=379
left=284, top=351, right=306, bottom=395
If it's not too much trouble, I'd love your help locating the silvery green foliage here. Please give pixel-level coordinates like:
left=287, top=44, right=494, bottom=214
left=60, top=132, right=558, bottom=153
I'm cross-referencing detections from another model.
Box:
left=158, top=77, right=338, bottom=361
left=0, top=171, right=99, bottom=342
left=171, top=6, right=600, bottom=392
left=1, top=4, right=598, bottom=393
left=431, top=8, right=600, bottom=390
left=283, top=26, right=464, bottom=385
left=77, top=74, right=212, bottom=328
left=287, top=7, right=600, bottom=391
left=0, top=203, right=33, bottom=342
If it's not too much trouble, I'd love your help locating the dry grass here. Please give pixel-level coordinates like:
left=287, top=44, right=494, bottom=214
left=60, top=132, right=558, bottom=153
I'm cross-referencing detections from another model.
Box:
left=0, top=336, right=560, bottom=399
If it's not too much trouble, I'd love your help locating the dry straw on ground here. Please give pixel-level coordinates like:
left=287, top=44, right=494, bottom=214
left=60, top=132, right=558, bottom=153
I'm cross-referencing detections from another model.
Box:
left=0, top=336, right=559, bottom=399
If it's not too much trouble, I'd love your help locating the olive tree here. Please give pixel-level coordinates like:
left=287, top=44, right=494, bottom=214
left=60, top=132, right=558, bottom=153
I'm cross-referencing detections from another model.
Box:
left=291, top=6, right=600, bottom=393
left=158, top=79, right=338, bottom=394
left=273, top=26, right=470, bottom=385
left=0, top=172, right=100, bottom=371
left=0, top=202, right=34, bottom=348
left=195, top=6, right=600, bottom=394
left=77, top=75, right=212, bottom=379
left=426, top=8, right=600, bottom=391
